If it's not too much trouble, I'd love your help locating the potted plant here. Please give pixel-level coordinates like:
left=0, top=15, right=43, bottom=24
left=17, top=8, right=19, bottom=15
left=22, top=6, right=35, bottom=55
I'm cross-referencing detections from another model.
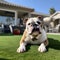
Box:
left=13, top=28, right=20, bottom=35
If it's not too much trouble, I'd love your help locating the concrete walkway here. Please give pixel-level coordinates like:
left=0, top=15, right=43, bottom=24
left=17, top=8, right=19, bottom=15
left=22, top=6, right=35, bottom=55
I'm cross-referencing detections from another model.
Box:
left=47, top=33, right=60, bottom=35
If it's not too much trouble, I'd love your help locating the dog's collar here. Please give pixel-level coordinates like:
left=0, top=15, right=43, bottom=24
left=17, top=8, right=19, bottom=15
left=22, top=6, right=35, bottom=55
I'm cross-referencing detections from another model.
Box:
left=32, top=37, right=38, bottom=41
left=30, top=34, right=41, bottom=41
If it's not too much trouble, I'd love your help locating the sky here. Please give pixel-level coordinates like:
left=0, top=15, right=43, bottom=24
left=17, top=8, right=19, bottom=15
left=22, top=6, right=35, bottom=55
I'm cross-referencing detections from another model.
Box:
left=5, top=0, right=60, bottom=14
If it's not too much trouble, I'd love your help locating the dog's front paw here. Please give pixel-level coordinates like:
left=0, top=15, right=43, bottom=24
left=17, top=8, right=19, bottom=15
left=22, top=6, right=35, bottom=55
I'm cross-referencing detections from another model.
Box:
left=17, top=43, right=26, bottom=53
left=38, top=43, right=46, bottom=52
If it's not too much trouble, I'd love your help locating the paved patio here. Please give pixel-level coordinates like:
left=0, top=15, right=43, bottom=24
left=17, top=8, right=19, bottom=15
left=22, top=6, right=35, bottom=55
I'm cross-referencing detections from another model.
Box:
left=47, top=33, right=60, bottom=35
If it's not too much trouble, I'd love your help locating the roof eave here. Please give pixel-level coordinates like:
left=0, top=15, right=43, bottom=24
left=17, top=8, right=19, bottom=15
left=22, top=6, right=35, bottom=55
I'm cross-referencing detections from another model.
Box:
left=0, top=1, right=34, bottom=12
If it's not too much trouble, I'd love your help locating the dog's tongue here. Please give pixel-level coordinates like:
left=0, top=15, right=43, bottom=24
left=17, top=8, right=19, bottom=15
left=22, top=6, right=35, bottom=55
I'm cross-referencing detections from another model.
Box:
left=32, top=31, right=39, bottom=35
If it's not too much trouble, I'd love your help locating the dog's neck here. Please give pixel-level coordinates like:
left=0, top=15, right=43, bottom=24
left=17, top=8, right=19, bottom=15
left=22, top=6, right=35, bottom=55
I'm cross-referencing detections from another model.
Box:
left=29, top=34, right=42, bottom=40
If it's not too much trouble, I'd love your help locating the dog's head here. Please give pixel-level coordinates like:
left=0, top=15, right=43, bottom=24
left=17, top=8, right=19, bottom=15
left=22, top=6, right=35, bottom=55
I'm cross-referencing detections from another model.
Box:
left=24, top=16, right=43, bottom=36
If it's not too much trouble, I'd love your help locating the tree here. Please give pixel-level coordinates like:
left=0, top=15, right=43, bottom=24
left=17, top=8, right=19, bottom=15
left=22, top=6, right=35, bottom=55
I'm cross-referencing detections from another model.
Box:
left=49, top=8, right=56, bottom=15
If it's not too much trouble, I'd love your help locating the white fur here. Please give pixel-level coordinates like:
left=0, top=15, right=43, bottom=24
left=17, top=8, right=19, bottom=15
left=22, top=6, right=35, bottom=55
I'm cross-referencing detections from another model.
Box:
left=24, top=29, right=47, bottom=44
left=38, top=43, right=46, bottom=52
left=17, top=17, right=47, bottom=53
left=26, top=17, right=42, bottom=33
left=17, top=43, right=26, bottom=53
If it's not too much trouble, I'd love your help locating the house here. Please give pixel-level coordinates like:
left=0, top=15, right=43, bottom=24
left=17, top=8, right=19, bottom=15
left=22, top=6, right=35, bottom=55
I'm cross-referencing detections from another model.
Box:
left=0, top=0, right=49, bottom=26
left=0, top=0, right=34, bottom=26
left=30, top=11, right=49, bottom=17
left=0, top=0, right=49, bottom=34
left=44, top=11, right=60, bottom=33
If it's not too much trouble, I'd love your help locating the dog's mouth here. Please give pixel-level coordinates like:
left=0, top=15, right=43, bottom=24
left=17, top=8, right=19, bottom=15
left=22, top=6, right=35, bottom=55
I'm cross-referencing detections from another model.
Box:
left=32, top=28, right=40, bottom=32
left=30, top=28, right=41, bottom=36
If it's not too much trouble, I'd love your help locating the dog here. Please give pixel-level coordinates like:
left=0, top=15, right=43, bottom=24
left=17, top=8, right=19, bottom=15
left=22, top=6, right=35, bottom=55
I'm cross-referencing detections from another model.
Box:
left=17, top=16, right=49, bottom=53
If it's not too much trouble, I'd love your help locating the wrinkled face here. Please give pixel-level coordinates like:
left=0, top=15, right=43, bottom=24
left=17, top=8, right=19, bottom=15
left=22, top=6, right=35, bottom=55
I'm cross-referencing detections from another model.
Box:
left=26, top=17, right=43, bottom=36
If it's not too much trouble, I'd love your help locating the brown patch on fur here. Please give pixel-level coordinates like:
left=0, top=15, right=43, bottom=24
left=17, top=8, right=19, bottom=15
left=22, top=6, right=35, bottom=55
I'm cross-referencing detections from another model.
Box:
left=23, top=18, right=28, bottom=24
left=44, top=40, right=49, bottom=46
left=38, top=16, right=43, bottom=20
left=20, top=29, right=27, bottom=44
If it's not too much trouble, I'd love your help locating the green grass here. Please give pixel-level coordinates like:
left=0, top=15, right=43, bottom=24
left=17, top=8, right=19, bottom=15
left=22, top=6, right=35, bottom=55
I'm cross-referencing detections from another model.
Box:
left=0, top=34, right=60, bottom=60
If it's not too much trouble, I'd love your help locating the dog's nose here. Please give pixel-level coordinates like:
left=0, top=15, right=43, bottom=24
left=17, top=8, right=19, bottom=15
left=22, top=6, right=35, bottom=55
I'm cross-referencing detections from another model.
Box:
left=33, top=24, right=37, bottom=28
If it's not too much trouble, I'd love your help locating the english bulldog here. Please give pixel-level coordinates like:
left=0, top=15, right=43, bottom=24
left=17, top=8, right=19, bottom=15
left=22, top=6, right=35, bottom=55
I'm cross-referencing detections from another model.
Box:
left=17, top=16, right=49, bottom=53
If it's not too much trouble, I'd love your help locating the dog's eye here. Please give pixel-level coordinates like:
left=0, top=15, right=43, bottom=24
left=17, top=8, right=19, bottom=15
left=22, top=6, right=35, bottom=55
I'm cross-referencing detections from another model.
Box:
left=28, top=23, right=31, bottom=25
left=37, top=21, right=41, bottom=24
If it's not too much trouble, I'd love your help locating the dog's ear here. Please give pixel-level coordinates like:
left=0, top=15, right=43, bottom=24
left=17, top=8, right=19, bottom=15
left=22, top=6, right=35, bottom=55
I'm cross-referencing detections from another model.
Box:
left=38, top=16, right=43, bottom=21
left=38, top=16, right=44, bottom=28
left=23, top=18, right=28, bottom=25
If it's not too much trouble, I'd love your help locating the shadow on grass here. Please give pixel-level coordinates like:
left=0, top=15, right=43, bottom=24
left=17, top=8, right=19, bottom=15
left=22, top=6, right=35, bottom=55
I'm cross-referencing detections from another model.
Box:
left=0, top=33, right=21, bottom=36
left=26, top=44, right=40, bottom=52
left=26, top=38, right=60, bottom=52
left=0, top=58, right=10, bottom=60
left=0, top=33, right=13, bottom=36
left=26, top=44, right=31, bottom=51
left=48, top=38, right=60, bottom=50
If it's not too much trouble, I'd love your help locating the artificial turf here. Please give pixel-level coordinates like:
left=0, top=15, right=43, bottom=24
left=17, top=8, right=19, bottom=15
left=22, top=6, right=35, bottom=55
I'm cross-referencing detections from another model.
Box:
left=0, top=34, right=60, bottom=60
